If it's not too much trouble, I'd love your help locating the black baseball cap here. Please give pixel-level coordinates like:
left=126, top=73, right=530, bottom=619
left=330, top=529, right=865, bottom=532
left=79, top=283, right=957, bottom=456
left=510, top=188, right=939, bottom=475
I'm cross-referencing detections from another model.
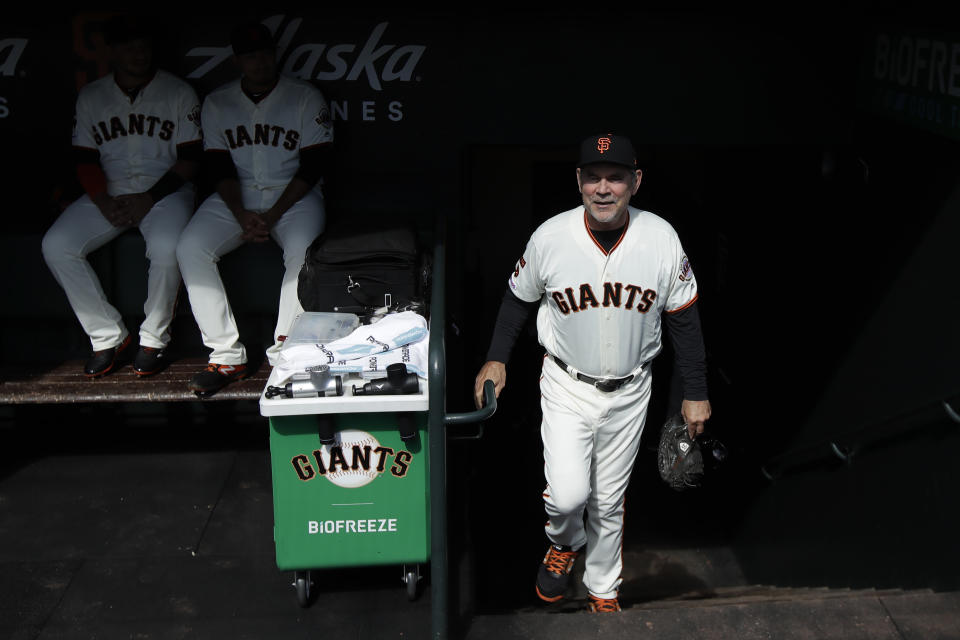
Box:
left=231, top=22, right=275, bottom=56
left=577, top=134, right=637, bottom=169
left=103, top=14, right=153, bottom=46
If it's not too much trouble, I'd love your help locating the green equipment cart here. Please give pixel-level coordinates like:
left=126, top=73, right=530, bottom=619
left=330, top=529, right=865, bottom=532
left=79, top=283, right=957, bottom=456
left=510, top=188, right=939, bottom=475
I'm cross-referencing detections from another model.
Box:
left=259, top=225, right=495, bottom=638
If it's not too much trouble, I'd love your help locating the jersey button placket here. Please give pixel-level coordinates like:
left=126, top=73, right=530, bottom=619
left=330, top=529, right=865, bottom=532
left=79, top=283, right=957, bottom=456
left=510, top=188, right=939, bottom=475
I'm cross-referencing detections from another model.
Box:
left=251, top=110, right=265, bottom=186
left=600, top=263, right=614, bottom=376
left=131, top=134, right=144, bottom=190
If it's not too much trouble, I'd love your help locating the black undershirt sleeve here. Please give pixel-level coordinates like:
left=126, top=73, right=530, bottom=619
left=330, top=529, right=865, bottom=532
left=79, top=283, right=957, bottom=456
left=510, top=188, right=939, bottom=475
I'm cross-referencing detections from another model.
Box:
left=485, top=287, right=538, bottom=363
left=664, top=301, right=709, bottom=400
left=146, top=142, right=202, bottom=202
left=204, top=149, right=238, bottom=187
left=177, top=140, right=203, bottom=163
left=73, top=147, right=101, bottom=165
left=294, top=143, right=332, bottom=186
left=147, top=171, right=185, bottom=202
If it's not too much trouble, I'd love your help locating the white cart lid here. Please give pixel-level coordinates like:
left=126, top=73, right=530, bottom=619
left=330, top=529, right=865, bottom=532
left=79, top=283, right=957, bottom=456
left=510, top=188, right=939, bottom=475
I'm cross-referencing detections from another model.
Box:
left=258, top=365, right=429, bottom=416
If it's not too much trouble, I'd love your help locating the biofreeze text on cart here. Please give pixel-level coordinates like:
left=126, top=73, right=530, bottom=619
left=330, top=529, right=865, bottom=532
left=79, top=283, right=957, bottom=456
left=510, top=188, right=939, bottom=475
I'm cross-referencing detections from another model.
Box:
left=308, top=518, right=398, bottom=534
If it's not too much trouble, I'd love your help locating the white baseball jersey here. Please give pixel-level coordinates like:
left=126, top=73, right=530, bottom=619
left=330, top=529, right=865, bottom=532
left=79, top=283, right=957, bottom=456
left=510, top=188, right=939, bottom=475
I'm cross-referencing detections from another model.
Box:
left=72, top=70, right=202, bottom=195
left=510, top=204, right=698, bottom=599
left=200, top=75, right=333, bottom=191
left=509, top=205, right=698, bottom=379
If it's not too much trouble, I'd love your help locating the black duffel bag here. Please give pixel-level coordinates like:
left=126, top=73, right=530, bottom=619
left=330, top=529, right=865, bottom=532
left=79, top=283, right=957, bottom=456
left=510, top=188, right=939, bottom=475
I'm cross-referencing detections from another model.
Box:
left=297, top=223, right=430, bottom=317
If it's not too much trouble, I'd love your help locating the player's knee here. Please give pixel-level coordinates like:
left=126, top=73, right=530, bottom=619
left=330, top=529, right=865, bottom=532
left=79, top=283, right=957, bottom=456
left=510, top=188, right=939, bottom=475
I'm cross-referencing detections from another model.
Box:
left=175, top=232, right=209, bottom=268
left=548, top=485, right=590, bottom=516
left=282, top=252, right=307, bottom=271
left=145, top=235, right=180, bottom=266
left=41, top=228, right=74, bottom=264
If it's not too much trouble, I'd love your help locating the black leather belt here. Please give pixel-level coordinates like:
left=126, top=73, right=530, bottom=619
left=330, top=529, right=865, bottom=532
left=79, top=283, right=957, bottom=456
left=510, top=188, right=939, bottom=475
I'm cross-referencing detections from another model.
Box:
left=551, top=355, right=634, bottom=392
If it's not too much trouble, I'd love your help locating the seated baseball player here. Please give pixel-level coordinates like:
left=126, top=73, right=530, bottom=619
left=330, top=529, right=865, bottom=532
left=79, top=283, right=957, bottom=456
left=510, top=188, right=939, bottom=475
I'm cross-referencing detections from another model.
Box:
left=41, top=14, right=202, bottom=378
left=176, top=21, right=333, bottom=396
left=474, top=134, right=711, bottom=612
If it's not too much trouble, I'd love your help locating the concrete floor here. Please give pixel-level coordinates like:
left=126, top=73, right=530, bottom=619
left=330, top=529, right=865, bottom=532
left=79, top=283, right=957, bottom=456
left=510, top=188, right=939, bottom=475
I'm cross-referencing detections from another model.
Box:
left=2, top=402, right=959, bottom=640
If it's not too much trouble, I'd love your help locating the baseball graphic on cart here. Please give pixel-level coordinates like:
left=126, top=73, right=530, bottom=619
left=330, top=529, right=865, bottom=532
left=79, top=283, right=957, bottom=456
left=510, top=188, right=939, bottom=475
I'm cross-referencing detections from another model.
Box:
left=319, top=430, right=382, bottom=488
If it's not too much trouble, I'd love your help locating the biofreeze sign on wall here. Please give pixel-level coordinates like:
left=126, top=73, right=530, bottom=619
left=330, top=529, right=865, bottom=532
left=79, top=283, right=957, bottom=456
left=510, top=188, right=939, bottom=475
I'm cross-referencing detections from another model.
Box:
left=860, top=28, right=960, bottom=140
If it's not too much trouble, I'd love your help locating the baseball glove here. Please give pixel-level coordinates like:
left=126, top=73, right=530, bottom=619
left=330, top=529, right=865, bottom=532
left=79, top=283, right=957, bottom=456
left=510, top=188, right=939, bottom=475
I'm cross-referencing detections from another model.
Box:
left=657, top=413, right=704, bottom=491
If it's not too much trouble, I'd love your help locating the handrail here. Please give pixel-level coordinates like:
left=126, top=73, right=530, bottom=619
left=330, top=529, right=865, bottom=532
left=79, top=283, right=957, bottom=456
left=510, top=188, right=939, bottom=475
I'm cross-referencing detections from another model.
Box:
left=428, top=214, right=497, bottom=639
left=944, top=399, right=960, bottom=424
left=760, top=392, right=960, bottom=480
left=445, top=382, right=496, bottom=425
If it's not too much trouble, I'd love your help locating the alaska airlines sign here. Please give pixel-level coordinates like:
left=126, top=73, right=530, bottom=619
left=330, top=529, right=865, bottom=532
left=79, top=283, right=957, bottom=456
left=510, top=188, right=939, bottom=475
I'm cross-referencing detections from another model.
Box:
left=186, top=15, right=426, bottom=124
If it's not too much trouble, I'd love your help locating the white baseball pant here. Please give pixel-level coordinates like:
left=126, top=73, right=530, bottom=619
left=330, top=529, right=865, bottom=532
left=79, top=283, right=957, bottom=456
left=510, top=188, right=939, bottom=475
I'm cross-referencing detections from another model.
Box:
left=41, top=190, right=193, bottom=351
left=175, top=187, right=324, bottom=367
left=539, top=354, right=652, bottom=600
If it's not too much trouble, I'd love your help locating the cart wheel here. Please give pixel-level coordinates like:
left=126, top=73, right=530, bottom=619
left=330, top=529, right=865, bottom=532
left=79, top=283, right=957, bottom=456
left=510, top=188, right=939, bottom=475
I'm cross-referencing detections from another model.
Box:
left=294, top=570, right=312, bottom=607
left=403, top=565, right=419, bottom=601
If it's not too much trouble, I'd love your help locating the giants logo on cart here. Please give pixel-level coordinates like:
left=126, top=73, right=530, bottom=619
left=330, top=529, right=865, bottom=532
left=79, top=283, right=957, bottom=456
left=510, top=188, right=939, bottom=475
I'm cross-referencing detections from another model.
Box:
left=290, top=429, right=413, bottom=488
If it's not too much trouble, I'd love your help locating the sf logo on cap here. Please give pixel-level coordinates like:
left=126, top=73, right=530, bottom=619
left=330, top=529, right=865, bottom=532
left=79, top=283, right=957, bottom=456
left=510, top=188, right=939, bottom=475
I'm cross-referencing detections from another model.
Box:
left=597, top=137, right=611, bottom=153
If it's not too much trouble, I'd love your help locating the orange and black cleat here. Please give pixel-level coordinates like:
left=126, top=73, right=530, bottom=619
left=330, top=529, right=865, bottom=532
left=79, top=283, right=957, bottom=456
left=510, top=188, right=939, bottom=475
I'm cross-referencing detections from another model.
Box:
left=132, top=346, right=167, bottom=377
left=187, top=363, right=248, bottom=397
left=84, top=334, right=133, bottom=378
left=587, top=594, right=621, bottom=613
left=535, top=544, right=580, bottom=603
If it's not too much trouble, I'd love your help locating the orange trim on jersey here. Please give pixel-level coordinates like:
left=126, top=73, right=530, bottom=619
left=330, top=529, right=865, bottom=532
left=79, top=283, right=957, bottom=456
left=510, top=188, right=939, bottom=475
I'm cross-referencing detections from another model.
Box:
left=77, top=163, right=107, bottom=197
left=583, top=210, right=629, bottom=256
left=666, top=294, right=699, bottom=314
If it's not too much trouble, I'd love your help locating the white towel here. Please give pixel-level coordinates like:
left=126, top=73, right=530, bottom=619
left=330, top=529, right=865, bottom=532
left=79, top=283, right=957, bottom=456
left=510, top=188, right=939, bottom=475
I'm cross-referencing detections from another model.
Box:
left=313, top=338, right=429, bottom=380
left=274, top=311, right=428, bottom=384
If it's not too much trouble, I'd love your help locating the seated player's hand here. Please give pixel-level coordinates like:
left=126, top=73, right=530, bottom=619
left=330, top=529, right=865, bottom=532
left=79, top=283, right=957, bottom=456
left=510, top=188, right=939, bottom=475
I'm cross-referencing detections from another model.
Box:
left=237, top=209, right=269, bottom=242
left=261, top=208, right=283, bottom=231
left=115, top=193, right=154, bottom=225
left=93, top=193, right=130, bottom=228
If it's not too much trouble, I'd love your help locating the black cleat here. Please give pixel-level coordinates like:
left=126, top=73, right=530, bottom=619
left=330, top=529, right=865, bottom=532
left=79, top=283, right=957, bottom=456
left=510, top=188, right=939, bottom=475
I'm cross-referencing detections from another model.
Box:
left=535, top=544, right=579, bottom=603
left=132, top=346, right=167, bottom=377
left=84, top=335, right=133, bottom=378
left=187, top=363, right=248, bottom=397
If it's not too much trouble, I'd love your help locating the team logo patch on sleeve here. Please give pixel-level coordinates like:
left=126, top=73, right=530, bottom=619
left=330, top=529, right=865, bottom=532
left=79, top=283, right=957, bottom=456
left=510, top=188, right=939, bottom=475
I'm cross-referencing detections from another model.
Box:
left=315, top=107, right=331, bottom=127
left=678, top=255, right=693, bottom=281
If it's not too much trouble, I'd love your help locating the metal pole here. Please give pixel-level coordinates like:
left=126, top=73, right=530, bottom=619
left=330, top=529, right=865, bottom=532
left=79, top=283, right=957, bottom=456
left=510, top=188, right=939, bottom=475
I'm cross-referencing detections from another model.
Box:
left=427, top=215, right=496, bottom=639
left=428, top=220, right=449, bottom=640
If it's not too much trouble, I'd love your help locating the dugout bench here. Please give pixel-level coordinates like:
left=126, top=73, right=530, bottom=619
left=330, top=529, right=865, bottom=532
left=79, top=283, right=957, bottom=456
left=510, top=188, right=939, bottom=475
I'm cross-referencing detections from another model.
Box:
left=0, top=217, right=496, bottom=640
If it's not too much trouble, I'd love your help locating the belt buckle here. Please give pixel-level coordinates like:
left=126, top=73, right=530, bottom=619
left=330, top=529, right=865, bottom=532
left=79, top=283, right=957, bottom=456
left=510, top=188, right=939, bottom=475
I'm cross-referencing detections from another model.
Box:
left=594, top=379, right=618, bottom=393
